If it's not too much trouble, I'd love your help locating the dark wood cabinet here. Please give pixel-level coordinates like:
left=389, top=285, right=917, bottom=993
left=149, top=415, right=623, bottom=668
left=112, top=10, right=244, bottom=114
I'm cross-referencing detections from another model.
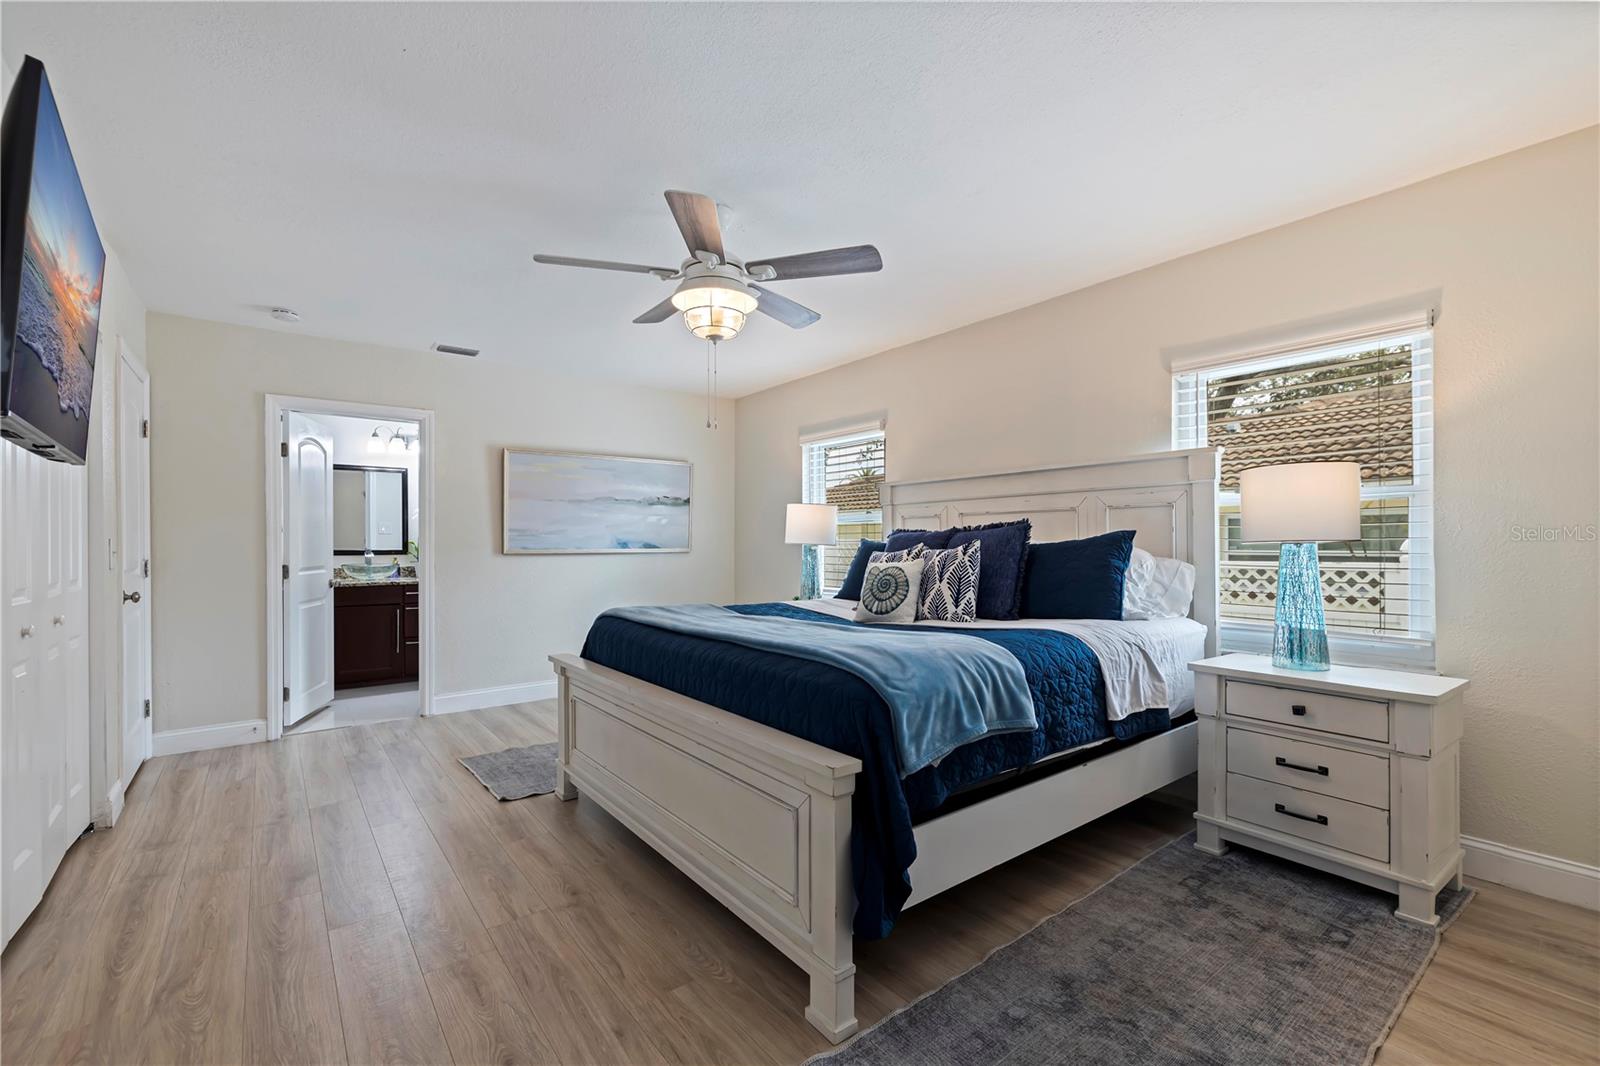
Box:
left=334, top=583, right=419, bottom=688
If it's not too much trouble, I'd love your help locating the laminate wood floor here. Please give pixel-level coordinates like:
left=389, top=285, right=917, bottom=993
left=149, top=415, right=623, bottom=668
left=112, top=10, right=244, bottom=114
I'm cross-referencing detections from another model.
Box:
left=4, top=702, right=1596, bottom=1065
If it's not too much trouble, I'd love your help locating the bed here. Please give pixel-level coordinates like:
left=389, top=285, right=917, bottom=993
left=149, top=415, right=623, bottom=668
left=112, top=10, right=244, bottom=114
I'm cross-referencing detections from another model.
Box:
left=549, top=448, right=1220, bottom=1042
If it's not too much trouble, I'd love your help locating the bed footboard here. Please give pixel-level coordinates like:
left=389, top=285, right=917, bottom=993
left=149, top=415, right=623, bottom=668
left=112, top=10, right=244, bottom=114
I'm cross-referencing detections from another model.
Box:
left=550, top=654, right=864, bottom=1043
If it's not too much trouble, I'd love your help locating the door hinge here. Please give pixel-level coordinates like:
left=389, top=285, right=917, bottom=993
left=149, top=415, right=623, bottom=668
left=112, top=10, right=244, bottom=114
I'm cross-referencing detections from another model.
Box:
left=143, top=558, right=150, bottom=578
left=283, top=686, right=290, bottom=702
left=141, top=419, right=149, bottom=439
left=281, top=441, right=289, bottom=458
left=282, top=563, right=289, bottom=580
left=142, top=698, right=151, bottom=719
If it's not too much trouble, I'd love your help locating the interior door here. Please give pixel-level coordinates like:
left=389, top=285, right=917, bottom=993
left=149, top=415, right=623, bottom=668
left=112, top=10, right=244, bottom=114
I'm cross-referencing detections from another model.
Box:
left=119, top=347, right=152, bottom=787
left=284, top=412, right=335, bottom=726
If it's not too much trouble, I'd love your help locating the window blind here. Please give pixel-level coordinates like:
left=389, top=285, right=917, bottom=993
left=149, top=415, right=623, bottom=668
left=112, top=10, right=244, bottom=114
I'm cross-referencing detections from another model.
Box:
left=802, top=430, right=886, bottom=594
left=1175, top=331, right=1434, bottom=653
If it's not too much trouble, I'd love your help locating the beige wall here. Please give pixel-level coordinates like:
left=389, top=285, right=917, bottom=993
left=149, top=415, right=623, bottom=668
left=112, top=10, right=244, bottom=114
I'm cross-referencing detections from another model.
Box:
left=145, top=314, right=735, bottom=732
left=735, top=129, right=1600, bottom=865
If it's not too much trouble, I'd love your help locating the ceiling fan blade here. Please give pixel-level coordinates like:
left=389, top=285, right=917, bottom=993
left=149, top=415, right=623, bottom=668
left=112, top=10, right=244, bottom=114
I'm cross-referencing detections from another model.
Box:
left=533, top=254, right=674, bottom=275
left=663, top=190, right=725, bottom=260
left=633, top=297, right=679, bottom=324
left=752, top=284, right=820, bottom=329
left=747, top=244, right=882, bottom=280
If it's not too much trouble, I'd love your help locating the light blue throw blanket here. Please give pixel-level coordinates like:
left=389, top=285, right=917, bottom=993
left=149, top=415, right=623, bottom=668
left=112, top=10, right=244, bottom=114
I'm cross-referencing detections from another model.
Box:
left=601, top=604, right=1037, bottom=775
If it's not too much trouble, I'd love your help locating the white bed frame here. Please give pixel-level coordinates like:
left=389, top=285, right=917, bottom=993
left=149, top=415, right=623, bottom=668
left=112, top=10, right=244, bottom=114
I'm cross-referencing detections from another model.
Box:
left=550, top=448, right=1220, bottom=1042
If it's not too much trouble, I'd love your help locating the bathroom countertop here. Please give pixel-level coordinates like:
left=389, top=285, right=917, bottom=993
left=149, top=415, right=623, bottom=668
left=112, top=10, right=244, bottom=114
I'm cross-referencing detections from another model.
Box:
left=331, top=575, right=418, bottom=588
left=332, top=564, right=418, bottom=588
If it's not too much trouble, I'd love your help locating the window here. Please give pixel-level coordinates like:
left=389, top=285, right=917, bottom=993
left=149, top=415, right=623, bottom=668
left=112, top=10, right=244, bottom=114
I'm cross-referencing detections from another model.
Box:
left=1174, top=327, right=1434, bottom=668
left=801, top=428, right=886, bottom=595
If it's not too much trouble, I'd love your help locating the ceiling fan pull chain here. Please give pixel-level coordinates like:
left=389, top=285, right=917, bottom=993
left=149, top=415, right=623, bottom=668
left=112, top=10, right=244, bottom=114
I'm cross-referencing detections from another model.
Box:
left=705, top=338, right=713, bottom=429
left=712, top=339, right=720, bottom=430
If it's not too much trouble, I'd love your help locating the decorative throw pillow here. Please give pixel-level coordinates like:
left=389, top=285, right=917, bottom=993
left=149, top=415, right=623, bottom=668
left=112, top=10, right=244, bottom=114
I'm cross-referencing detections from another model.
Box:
left=1022, top=529, right=1137, bottom=620
left=834, top=539, right=885, bottom=600
left=947, top=519, right=1032, bottom=620
left=918, top=540, right=981, bottom=622
left=871, top=543, right=925, bottom=564
left=854, top=557, right=925, bottom=624
left=884, top=528, right=954, bottom=554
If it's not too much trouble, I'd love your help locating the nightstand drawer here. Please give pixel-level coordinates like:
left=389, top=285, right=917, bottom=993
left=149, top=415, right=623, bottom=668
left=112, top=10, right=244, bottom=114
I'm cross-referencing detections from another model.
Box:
left=1226, top=773, right=1390, bottom=862
left=1225, top=680, right=1389, bottom=743
left=1227, top=727, right=1390, bottom=809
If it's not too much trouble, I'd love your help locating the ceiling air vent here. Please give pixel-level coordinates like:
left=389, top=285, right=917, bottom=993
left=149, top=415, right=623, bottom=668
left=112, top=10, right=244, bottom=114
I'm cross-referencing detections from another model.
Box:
left=431, top=342, right=480, bottom=357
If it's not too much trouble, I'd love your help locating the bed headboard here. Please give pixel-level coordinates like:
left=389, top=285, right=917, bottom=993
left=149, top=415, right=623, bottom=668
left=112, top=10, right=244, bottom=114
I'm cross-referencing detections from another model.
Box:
left=882, top=448, right=1222, bottom=655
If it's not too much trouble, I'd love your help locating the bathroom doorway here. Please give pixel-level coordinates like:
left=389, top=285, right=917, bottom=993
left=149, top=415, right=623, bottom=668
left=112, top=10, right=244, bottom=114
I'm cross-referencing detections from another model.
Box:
left=264, top=396, right=435, bottom=739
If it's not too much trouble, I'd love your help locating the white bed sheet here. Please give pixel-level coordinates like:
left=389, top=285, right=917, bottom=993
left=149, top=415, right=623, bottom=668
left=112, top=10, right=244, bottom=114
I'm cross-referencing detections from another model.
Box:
left=796, top=599, right=1206, bottom=720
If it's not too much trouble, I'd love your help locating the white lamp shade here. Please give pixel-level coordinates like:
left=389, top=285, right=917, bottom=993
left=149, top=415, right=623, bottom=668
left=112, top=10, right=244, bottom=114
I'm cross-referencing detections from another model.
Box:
left=785, top=503, right=838, bottom=545
left=1239, top=462, right=1361, bottom=543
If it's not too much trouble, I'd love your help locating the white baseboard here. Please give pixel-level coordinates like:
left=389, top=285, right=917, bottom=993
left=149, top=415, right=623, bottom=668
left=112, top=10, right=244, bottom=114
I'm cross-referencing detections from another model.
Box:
left=152, top=718, right=267, bottom=757
left=431, top=680, right=557, bottom=716
left=1462, top=835, right=1600, bottom=911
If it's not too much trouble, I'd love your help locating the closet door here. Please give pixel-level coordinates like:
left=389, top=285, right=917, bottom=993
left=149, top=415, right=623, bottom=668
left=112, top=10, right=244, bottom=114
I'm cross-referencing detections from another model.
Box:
left=1, top=445, right=91, bottom=948
left=39, top=456, right=91, bottom=878
left=2, top=443, right=46, bottom=945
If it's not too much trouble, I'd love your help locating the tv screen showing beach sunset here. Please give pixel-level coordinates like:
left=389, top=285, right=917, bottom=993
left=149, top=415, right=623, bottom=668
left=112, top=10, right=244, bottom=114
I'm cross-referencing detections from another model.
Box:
left=10, top=67, right=104, bottom=460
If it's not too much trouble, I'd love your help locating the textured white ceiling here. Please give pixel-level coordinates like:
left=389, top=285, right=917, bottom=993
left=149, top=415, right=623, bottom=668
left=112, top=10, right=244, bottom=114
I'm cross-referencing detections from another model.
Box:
left=4, top=3, right=1595, bottom=396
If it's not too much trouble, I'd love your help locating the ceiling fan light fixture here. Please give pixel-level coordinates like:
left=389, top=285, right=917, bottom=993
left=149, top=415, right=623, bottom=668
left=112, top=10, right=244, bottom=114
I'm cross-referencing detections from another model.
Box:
left=670, top=276, right=759, bottom=341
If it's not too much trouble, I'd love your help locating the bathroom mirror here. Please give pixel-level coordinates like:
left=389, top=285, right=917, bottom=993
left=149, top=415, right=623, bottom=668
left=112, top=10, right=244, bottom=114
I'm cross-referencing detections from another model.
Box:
left=333, top=464, right=409, bottom=555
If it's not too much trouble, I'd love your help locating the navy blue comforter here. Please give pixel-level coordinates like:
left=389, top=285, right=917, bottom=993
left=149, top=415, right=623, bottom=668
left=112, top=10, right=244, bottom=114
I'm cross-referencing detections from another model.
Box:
left=580, top=602, right=1171, bottom=938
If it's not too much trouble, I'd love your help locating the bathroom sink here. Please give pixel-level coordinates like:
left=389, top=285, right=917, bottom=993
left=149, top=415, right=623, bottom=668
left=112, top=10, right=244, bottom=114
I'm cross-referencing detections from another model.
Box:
left=337, top=563, right=399, bottom=581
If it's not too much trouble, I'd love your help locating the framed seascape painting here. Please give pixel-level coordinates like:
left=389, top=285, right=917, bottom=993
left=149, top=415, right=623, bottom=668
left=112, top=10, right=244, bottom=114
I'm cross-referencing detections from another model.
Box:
left=502, top=448, right=692, bottom=554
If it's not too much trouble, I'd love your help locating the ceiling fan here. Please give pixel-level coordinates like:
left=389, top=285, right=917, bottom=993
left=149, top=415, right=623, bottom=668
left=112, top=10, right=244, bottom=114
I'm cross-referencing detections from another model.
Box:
left=534, top=190, right=882, bottom=344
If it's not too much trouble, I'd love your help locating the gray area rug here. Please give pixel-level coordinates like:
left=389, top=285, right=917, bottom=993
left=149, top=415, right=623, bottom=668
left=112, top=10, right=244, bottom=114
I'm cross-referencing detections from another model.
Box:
left=459, top=742, right=559, bottom=800
left=813, top=834, right=1471, bottom=1066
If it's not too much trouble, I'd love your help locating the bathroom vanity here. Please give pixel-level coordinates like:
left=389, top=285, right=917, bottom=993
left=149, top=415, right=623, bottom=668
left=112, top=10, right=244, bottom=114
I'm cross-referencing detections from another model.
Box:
left=333, top=577, right=419, bottom=687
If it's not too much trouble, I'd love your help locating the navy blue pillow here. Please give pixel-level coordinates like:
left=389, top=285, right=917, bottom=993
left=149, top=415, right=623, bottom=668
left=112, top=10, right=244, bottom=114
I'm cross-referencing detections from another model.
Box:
left=834, top=539, right=885, bottom=600
left=1021, top=530, right=1137, bottom=620
left=947, top=520, right=1032, bottom=620
left=884, top=528, right=953, bottom=553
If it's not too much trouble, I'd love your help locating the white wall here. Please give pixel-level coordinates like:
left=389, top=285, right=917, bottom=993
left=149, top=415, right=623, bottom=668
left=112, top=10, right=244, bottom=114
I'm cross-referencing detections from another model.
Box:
left=735, top=128, right=1600, bottom=867
left=144, top=314, right=735, bottom=732
left=85, top=248, right=149, bottom=817
left=0, top=54, right=151, bottom=821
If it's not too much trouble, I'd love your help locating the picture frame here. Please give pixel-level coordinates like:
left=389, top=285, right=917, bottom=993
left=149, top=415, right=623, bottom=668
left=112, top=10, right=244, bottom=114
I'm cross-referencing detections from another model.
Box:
left=502, top=447, right=692, bottom=554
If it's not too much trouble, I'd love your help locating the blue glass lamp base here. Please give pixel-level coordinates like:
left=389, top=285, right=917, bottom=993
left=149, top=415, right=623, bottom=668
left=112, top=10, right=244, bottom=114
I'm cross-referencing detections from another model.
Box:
left=800, top=544, right=821, bottom=599
left=1272, top=542, right=1331, bottom=671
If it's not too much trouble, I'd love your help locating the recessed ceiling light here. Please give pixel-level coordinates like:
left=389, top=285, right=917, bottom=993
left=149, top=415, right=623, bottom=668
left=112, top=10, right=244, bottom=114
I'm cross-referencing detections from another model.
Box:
left=269, top=307, right=301, bottom=323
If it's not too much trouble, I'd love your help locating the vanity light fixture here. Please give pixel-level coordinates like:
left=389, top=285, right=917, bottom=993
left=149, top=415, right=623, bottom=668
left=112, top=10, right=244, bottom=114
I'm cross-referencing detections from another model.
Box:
left=366, top=425, right=416, bottom=455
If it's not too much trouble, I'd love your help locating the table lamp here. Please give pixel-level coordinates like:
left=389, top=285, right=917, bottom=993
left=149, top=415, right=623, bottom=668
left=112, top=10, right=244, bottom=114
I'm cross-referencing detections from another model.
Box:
left=1239, top=462, right=1360, bottom=671
left=786, top=503, right=838, bottom=599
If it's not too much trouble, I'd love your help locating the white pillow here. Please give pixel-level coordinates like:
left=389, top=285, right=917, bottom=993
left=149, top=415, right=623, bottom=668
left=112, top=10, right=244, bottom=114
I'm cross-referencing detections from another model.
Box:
left=855, top=557, right=926, bottom=624
left=1122, top=547, right=1196, bottom=620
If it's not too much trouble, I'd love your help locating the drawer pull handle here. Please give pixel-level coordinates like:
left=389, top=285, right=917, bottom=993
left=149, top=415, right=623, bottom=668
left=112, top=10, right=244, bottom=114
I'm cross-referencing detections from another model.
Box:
left=1290, top=704, right=1308, bottom=716
left=1274, top=802, right=1328, bottom=826
left=1275, top=756, right=1329, bottom=776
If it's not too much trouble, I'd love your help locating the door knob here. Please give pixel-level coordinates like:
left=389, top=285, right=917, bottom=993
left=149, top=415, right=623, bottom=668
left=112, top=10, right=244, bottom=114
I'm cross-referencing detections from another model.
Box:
left=19, top=625, right=34, bottom=638
left=52, top=616, right=64, bottom=626
left=123, top=590, right=141, bottom=604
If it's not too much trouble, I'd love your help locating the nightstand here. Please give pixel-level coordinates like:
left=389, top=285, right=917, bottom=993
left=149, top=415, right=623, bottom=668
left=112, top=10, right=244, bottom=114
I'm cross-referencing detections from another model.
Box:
left=1190, top=653, right=1469, bottom=925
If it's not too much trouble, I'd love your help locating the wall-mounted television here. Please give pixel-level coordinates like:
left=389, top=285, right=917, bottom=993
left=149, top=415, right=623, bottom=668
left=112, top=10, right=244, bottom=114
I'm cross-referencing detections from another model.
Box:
left=1, top=56, right=105, bottom=465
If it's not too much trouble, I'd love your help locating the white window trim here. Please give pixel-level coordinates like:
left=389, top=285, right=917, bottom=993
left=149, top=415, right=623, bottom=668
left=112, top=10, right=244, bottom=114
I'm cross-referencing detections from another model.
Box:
left=1175, top=327, right=1437, bottom=672
left=802, top=428, right=886, bottom=596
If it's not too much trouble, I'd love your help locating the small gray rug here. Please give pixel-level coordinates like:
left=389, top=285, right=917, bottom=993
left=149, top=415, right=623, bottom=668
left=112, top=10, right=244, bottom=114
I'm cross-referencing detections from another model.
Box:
left=459, top=742, right=559, bottom=800
left=813, top=834, right=1471, bottom=1066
